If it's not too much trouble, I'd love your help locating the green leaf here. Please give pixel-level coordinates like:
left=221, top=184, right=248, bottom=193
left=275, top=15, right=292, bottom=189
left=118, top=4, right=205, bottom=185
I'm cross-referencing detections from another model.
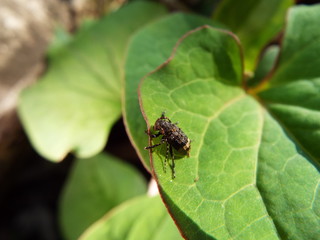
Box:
left=253, top=6, right=320, bottom=238
left=265, top=4, right=320, bottom=85
left=213, top=0, right=293, bottom=73
left=59, top=153, right=147, bottom=240
left=79, top=195, right=184, bottom=240
left=258, top=4, right=320, bottom=162
left=248, top=45, right=279, bottom=88
left=140, top=26, right=278, bottom=239
left=257, top=112, right=320, bottom=240
left=139, top=22, right=320, bottom=239
left=18, top=2, right=167, bottom=161
left=124, top=13, right=222, bottom=170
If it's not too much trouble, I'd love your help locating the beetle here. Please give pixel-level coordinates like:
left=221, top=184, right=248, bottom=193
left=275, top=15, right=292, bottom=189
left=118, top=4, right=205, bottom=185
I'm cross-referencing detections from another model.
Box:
left=145, top=112, right=191, bottom=178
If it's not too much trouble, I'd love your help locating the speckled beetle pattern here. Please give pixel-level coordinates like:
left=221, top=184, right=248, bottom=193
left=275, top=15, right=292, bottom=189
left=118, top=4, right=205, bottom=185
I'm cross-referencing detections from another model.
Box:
left=145, top=112, right=191, bottom=178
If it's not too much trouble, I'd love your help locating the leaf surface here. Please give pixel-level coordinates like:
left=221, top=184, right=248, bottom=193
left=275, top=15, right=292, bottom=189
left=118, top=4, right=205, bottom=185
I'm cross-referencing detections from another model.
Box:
left=255, top=6, right=320, bottom=238
left=59, top=153, right=147, bottom=240
left=79, top=195, right=183, bottom=240
left=140, top=26, right=279, bottom=239
left=139, top=5, right=320, bottom=237
left=124, top=13, right=222, bottom=170
left=18, top=2, right=167, bottom=160
left=258, top=4, right=320, bottom=163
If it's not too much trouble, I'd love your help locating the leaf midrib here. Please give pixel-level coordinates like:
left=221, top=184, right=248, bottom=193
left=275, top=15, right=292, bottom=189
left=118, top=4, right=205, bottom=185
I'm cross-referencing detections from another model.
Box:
left=194, top=93, right=247, bottom=180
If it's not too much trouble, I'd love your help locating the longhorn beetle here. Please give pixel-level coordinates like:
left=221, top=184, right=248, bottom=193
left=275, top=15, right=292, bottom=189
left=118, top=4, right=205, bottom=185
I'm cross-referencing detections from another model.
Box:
left=145, top=112, right=191, bottom=179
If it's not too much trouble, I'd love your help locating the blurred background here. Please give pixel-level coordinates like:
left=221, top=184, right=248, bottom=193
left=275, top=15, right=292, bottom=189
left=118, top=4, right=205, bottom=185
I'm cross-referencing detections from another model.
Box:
left=0, top=0, right=216, bottom=239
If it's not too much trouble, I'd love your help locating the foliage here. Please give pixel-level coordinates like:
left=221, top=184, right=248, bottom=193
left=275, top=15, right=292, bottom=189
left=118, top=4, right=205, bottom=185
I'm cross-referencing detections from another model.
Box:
left=18, top=1, right=320, bottom=239
left=79, top=195, right=184, bottom=240
left=18, top=2, right=167, bottom=160
left=59, top=153, right=147, bottom=240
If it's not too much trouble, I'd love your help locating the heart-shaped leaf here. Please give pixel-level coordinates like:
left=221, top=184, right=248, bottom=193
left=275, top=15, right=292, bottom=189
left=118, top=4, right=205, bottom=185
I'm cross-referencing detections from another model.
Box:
left=213, top=0, right=293, bottom=73
left=59, top=153, right=147, bottom=240
left=18, top=2, right=167, bottom=161
left=79, top=195, right=184, bottom=240
left=139, top=4, right=320, bottom=238
left=124, top=13, right=223, bottom=171
left=140, top=26, right=277, bottom=239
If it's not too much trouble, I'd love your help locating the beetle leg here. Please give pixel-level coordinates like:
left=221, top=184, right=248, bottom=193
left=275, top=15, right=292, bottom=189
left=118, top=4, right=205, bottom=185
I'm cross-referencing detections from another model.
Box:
left=169, top=145, right=175, bottom=179
left=145, top=130, right=161, bottom=138
left=144, top=143, right=161, bottom=150
left=164, top=142, right=171, bottom=173
left=151, top=132, right=161, bottom=138
left=144, top=138, right=165, bottom=150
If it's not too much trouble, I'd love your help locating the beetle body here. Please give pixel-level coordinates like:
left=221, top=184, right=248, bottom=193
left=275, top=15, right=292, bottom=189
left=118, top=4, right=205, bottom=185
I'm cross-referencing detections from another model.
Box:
left=145, top=112, right=191, bottom=179
left=154, top=116, right=191, bottom=156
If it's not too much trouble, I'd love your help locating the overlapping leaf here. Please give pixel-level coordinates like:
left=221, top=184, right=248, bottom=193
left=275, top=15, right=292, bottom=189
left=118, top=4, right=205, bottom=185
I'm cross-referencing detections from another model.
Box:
left=258, top=4, right=320, bottom=163
left=18, top=2, right=167, bottom=161
left=79, top=195, right=183, bottom=240
left=213, top=0, right=293, bottom=73
left=255, top=5, right=320, bottom=239
left=247, top=45, right=279, bottom=87
left=59, top=153, right=147, bottom=240
left=139, top=4, right=320, bottom=239
left=124, top=13, right=222, bottom=170
left=140, top=26, right=277, bottom=239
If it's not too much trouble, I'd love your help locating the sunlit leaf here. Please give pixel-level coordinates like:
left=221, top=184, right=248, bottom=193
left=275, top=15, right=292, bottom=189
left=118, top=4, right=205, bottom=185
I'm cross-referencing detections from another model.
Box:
left=59, top=153, right=147, bottom=240
left=18, top=2, right=167, bottom=160
left=124, top=13, right=222, bottom=170
left=79, top=195, right=183, bottom=240
left=139, top=5, right=320, bottom=237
